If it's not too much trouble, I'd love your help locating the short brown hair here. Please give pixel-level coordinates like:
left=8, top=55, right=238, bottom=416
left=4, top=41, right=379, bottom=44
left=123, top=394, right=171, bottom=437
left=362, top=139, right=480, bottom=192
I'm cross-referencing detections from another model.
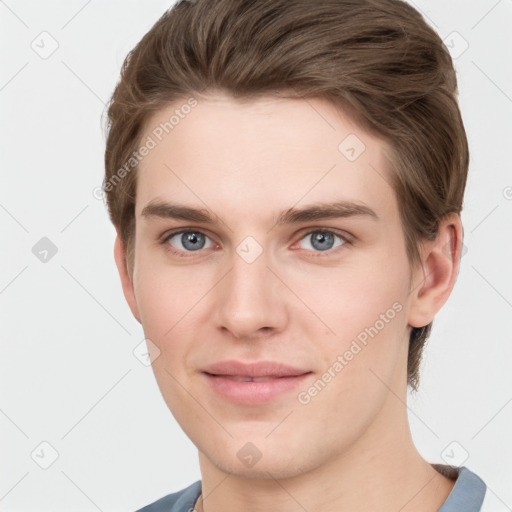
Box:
left=103, top=0, right=469, bottom=391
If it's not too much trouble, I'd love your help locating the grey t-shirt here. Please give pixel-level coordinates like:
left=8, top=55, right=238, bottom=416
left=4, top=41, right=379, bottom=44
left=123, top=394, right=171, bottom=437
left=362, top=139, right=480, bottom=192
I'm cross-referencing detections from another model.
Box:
left=135, top=465, right=486, bottom=512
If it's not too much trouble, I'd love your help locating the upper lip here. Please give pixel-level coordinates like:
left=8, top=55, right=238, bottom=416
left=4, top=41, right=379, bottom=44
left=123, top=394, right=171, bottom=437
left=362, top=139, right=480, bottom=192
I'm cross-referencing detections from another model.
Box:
left=202, top=360, right=311, bottom=378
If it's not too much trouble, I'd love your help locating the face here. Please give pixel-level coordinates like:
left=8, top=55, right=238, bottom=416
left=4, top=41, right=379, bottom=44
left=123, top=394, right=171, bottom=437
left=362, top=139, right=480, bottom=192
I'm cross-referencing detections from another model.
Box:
left=122, top=92, right=419, bottom=479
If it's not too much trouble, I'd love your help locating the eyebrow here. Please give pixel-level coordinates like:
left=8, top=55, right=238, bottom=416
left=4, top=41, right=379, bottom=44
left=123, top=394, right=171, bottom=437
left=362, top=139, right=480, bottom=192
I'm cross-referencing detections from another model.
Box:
left=140, top=200, right=379, bottom=226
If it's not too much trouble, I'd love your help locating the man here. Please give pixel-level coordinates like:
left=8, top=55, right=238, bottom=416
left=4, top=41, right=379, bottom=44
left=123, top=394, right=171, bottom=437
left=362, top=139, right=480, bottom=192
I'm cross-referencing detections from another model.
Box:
left=103, top=0, right=487, bottom=510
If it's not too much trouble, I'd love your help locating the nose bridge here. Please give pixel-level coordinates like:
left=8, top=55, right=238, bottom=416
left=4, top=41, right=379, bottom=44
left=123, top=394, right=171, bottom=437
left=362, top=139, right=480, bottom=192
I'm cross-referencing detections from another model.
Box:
left=214, top=234, right=285, bottom=337
left=226, top=236, right=273, bottom=308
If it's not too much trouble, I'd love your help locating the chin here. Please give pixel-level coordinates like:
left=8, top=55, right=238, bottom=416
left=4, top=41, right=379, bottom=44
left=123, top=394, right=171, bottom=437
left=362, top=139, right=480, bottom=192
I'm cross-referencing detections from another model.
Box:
left=199, top=438, right=326, bottom=481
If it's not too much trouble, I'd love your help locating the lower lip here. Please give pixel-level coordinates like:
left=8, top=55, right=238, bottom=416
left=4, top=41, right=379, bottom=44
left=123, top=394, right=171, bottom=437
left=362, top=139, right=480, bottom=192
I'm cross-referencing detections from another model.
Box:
left=203, top=373, right=312, bottom=406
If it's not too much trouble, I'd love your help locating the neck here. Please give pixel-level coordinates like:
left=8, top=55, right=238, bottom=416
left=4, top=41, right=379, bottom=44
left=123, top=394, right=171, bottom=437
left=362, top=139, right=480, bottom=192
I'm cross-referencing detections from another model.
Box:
left=196, top=391, right=455, bottom=512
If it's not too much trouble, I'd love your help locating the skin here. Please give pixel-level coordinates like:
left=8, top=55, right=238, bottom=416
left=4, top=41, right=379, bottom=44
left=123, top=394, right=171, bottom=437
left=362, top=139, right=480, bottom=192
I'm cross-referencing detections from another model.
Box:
left=114, top=92, right=463, bottom=511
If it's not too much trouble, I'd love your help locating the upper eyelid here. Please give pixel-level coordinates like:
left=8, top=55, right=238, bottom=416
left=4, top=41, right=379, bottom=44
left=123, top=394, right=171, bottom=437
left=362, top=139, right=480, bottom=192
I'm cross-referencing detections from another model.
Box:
left=161, top=227, right=216, bottom=244
left=162, top=227, right=351, bottom=248
left=294, top=228, right=352, bottom=247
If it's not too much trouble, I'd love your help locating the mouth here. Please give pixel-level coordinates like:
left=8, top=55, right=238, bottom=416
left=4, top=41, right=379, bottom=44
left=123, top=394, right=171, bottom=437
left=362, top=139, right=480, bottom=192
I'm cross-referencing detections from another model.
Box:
left=201, top=359, right=311, bottom=379
left=205, top=374, right=302, bottom=382
left=202, top=369, right=313, bottom=406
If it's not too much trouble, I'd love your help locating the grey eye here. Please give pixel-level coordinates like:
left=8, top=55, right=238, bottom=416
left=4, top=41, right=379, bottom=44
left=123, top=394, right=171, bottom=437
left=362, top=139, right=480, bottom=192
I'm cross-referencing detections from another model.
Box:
left=298, top=231, right=345, bottom=252
left=168, top=231, right=213, bottom=252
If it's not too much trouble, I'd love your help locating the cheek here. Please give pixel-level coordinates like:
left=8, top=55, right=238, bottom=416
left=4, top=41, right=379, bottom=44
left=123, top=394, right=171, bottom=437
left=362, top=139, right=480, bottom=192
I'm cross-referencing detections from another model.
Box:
left=333, top=236, right=410, bottom=341
left=132, top=262, right=203, bottom=411
left=297, top=297, right=409, bottom=439
left=291, top=257, right=409, bottom=343
left=294, top=250, right=411, bottom=391
left=133, top=243, right=208, bottom=333
left=132, top=252, right=220, bottom=383
left=133, top=274, right=175, bottom=337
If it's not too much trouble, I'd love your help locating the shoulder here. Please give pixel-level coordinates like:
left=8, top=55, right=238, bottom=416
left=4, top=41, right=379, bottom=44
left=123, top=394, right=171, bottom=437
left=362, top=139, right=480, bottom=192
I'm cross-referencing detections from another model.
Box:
left=134, top=480, right=202, bottom=512
left=436, top=465, right=487, bottom=512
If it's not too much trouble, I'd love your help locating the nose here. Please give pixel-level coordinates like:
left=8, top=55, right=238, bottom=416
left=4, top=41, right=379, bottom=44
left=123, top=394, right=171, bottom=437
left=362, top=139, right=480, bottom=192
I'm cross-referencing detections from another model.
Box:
left=213, top=244, right=288, bottom=341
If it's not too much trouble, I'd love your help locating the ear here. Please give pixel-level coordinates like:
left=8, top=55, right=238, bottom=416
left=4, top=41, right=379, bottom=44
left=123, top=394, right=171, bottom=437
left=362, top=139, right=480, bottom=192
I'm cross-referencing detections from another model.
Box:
left=113, top=233, right=141, bottom=324
left=408, top=213, right=464, bottom=328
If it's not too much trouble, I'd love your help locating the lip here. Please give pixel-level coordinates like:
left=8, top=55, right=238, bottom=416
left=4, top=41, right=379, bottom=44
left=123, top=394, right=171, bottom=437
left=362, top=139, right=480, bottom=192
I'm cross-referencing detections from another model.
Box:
left=201, top=360, right=312, bottom=406
left=203, top=373, right=312, bottom=406
left=202, top=360, right=310, bottom=378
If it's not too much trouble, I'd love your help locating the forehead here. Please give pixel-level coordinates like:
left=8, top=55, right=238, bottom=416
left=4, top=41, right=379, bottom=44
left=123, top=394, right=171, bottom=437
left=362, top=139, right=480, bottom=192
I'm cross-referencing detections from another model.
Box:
left=135, top=93, right=396, bottom=223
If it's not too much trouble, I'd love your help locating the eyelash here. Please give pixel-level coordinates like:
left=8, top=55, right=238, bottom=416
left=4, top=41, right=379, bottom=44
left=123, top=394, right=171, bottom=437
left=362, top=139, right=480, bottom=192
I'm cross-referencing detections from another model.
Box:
left=159, top=228, right=352, bottom=259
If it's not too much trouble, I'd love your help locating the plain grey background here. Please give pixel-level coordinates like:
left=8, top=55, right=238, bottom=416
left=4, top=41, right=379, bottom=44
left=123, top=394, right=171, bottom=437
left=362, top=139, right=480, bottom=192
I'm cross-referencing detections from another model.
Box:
left=1, top=0, right=511, bottom=510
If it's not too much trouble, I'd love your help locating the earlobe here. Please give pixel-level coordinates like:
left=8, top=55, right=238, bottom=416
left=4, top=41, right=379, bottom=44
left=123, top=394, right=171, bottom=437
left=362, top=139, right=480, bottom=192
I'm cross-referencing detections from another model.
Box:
left=407, top=213, right=463, bottom=328
left=113, top=234, right=141, bottom=324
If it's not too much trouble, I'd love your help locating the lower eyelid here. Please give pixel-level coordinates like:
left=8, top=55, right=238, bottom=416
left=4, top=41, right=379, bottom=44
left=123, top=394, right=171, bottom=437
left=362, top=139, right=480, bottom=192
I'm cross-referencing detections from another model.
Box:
left=164, top=231, right=215, bottom=251
left=162, top=229, right=350, bottom=255
left=295, top=230, right=349, bottom=252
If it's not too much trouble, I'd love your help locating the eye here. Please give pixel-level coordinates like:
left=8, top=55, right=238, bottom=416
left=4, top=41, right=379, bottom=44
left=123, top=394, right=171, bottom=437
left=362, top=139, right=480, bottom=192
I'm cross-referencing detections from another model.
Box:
left=295, top=229, right=348, bottom=254
left=162, top=230, right=215, bottom=256
left=160, top=228, right=350, bottom=258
